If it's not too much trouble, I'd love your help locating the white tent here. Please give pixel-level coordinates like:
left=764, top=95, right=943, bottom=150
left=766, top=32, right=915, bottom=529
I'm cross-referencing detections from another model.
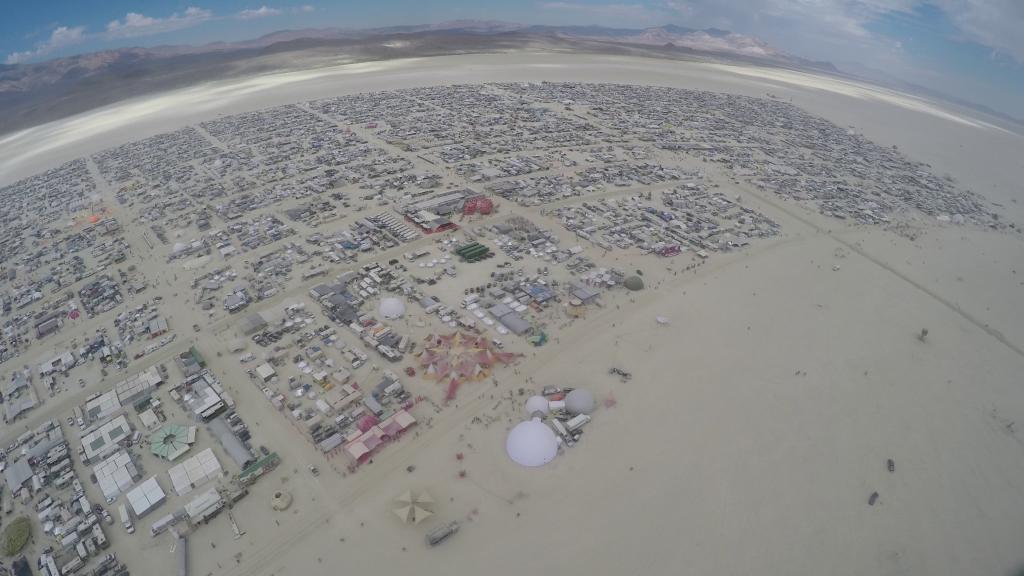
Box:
left=525, top=395, right=550, bottom=416
left=506, top=418, right=559, bottom=467
left=379, top=297, right=406, bottom=319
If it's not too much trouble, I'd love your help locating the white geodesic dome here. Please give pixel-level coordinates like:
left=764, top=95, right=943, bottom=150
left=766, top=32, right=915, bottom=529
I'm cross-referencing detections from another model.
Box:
left=506, top=418, right=559, bottom=467
left=525, top=395, right=550, bottom=416
left=378, top=297, right=406, bottom=319
left=565, top=389, right=596, bottom=415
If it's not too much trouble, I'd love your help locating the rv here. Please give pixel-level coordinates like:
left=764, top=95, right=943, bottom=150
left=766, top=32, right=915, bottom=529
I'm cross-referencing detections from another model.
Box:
left=426, top=521, right=460, bottom=546
left=61, top=557, right=84, bottom=574
left=118, top=503, right=134, bottom=534
left=566, top=414, right=591, bottom=433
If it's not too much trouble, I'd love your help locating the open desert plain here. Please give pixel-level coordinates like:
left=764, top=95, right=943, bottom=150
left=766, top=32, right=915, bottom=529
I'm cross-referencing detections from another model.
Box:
left=2, top=51, right=1024, bottom=576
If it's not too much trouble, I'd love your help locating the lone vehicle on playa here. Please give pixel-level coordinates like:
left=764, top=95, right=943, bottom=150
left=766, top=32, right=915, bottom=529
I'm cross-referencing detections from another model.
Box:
left=426, top=521, right=460, bottom=546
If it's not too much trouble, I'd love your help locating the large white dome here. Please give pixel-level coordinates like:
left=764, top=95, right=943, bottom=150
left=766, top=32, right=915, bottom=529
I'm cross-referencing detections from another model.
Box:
left=525, top=395, right=549, bottom=416
left=378, top=297, right=406, bottom=319
left=506, top=418, right=559, bottom=467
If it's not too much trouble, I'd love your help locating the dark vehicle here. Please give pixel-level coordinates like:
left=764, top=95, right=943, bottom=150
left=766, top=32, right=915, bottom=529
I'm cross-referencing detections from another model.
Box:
left=426, top=521, right=460, bottom=546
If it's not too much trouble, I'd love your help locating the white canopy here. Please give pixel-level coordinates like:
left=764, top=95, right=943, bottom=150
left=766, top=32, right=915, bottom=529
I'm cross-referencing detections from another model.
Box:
left=506, top=418, right=559, bottom=467
left=379, top=297, right=406, bottom=319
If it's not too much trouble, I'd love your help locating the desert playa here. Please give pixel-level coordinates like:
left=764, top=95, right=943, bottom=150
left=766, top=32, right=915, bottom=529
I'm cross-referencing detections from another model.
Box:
left=2, top=52, right=1023, bottom=576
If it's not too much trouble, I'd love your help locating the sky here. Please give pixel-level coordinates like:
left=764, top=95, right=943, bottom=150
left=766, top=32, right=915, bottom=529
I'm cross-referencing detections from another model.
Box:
left=1, top=1, right=1022, bottom=118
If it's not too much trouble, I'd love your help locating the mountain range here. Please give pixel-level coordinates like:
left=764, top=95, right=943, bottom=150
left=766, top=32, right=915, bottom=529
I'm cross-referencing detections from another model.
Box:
left=2, top=20, right=1012, bottom=136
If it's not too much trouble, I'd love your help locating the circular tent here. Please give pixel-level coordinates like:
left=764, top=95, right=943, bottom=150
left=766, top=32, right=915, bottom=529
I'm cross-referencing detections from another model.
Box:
left=379, top=297, right=406, bottom=319
left=624, top=276, right=645, bottom=291
left=506, top=418, right=559, bottom=467
left=565, top=389, right=596, bottom=415
left=150, top=424, right=195, bottom=461
left=525, top=395, right=550, bottom=417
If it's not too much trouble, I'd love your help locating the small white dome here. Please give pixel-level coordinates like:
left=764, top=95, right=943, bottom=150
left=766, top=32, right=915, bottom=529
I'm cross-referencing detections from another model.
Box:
left=378, top=297, right=406, bottom=319
left=525, top=395, right=549, bottom=416
left=506, top=418, right=559, bottom=467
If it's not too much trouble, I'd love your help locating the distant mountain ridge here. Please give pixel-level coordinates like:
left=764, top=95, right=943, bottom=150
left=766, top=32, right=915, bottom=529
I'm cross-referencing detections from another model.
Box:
left=0, top=21, right=834, bottom=93
left=1, top=19, right=1014, bottom=135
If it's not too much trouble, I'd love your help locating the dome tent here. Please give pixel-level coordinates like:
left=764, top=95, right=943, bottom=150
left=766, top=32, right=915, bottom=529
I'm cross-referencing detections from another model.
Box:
left=506, top=418, right=559, bottom=467
left=565, top=389, right=595, bottom=415
left=379, top=297, right=406, bottom=319
left=525, top=395, right=549, bottom=416
left=624, top=276, right=644, bottom=291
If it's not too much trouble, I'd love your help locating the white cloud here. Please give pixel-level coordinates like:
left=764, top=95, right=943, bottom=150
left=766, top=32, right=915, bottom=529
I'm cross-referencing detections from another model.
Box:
left=933, top=0, right=1024, bottom=62
left=540, top=2, right=666, bottom=26
left=105, top=6, right=213, bottom=39
left=237, top=6, right=283, bottom=20
left=5, top=25, right=85, bottom=64
left=657, top=0, right=918, bottom=69
left=660, top=0, right=1024, bottom=63
left=295, top=5, right=316, bottom=13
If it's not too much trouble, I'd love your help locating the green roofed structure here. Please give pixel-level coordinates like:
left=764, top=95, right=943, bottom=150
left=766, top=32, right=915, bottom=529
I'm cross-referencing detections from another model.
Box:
left=150, top=424, right=197, bottom=461
left=237, top=452, right=281, bottom=486
left=456, top=242, right=493, bottom=263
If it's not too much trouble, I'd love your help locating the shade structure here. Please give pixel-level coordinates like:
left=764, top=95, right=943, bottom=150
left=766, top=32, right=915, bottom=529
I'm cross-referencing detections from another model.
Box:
left=412, top=506, right=433, bottom=524
left=624, top=276, right=645, bottom=291
left=393, top=505, right=414, bottom=523
left=525, top=395, right=550, bottom=416
left=565, top=389, right=596, bottom=415
left=379, top=297, right=406, bottom=319
left=419, top=331, right=521, bottom=402
left=506, top=418, right=559, bottom=467
left=150, top=424, right=195, bottom=461
left=393, top=490, right=435, bottom=524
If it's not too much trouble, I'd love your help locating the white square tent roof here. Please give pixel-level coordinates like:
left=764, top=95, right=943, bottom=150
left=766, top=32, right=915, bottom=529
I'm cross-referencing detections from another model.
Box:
left=255, top=363, right=277, bottom=381
left=115, top=366, right=163, bottom=405
left=138, top=409, right=160, bottom=430
left=81, top=415, right=132, bottom=461
left=184, top=488, right=223, bottom=521
left=126, top=476, right=166, bottom=517
left=93, top=450, right=139, bottom=501
left=84, top=390, right=121, bottom=422
left=2, top=458, right=33, bottom=491
left=83, top=366, right=163, bottom=423
left=167, top=447, right=222, bottom=496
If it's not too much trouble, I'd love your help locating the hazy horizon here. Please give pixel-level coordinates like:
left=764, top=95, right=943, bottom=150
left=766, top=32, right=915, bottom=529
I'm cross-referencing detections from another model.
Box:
left=2, top=1, right=1023, bottom=120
